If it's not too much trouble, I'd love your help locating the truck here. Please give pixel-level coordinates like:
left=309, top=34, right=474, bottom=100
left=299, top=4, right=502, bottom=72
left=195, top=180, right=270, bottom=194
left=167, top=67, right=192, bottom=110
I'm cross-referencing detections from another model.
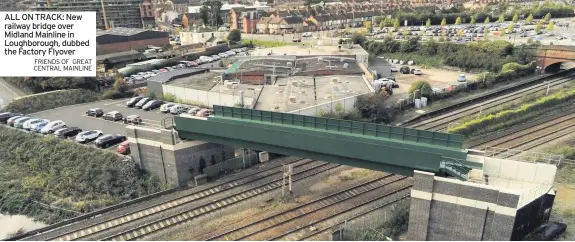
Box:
left=292, top=33, right=302, bottom=43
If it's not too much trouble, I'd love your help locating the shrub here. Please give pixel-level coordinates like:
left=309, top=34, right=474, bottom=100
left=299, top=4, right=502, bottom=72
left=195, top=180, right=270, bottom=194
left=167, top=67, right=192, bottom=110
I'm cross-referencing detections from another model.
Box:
left=4, top=77, right=98, bottom=94
left=448, top=88, right=575, bottom=135
left=102, top=90, right=135, bottom=99
left=408, top=80, right=433, bottom=98
left=4, top=89, right=100, bottom=114
left=0, top=126, right=163, bottom=223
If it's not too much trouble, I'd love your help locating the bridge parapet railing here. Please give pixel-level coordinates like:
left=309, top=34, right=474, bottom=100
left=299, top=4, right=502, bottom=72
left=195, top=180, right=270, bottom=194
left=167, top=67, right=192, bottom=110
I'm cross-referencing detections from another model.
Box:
left=212, top=105, right=464, bottom=149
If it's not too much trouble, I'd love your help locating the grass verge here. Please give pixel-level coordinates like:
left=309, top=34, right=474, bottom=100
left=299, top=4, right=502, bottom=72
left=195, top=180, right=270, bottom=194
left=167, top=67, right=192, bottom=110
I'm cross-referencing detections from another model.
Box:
left=3, top=89, right=100, bottom=114
left=0, top=126, right=164, bottom=224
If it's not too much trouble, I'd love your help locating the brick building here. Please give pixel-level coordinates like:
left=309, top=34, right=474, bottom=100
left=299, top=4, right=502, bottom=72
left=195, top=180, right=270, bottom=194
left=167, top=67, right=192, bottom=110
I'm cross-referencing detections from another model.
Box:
left=96, top=28, right=170, bottom=55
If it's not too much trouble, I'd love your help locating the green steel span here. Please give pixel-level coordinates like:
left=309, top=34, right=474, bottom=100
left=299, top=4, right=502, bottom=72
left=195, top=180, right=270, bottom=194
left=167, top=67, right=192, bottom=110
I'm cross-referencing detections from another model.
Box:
left=174, top=106, right=476, bottom=177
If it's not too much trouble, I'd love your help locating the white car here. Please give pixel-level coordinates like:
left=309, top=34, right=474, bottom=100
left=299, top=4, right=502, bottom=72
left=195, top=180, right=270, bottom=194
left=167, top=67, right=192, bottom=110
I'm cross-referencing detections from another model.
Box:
left=41, top=120, right=66, bottom=134
left=218, top=53, right=228, bottom=58
left=22, top=118, right=42, bottom=130
left=75, top=130, right=103, bottom=143
left=413, top=69, right=423, bottom=75
left=160, top=103, right=176, bottom=113
left=170, top=105, right=189, bottom=115
left=390, top=66, right=398, bottom=72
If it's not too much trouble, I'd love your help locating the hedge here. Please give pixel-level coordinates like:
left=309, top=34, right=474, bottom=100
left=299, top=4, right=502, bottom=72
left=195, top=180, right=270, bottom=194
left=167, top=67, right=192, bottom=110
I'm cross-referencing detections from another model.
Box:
left=0, top=126, right=163, bottom=224
left=447, top=88, right=575, bottom=135
left=4, top=89, right=101, bottom=114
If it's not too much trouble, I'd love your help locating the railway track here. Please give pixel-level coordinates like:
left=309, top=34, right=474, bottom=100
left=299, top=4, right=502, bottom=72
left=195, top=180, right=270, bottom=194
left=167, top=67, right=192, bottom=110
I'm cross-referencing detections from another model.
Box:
left=406, top=74, right=575, bottom=132
left=101, top=162, right=341, bottom=241
left=202, top=174, right=409, bottom=241
left=26, top=157, right=321, bottom=241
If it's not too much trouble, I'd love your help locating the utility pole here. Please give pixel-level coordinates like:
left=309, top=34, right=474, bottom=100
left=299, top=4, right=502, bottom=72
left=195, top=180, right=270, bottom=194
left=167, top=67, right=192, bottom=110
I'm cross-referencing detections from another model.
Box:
left=282, top=164, right=293, bottom=197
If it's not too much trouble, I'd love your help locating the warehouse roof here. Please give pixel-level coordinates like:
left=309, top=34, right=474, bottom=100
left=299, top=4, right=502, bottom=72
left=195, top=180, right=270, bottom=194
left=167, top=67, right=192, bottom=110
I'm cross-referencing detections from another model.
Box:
left=148, top=68, right=208, bottom=84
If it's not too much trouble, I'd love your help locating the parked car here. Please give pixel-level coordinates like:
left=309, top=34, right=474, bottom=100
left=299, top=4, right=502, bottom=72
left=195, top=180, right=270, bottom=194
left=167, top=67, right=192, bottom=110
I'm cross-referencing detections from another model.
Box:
left=211, top=55, right=221, bottom=61
left=400, top=66, right=411, bottom=74
left=390, top=66, right=398, bottom=72
left=170, top=105, right=189, bottom=115
left=41, top=120, right=66, bottom=134
left=103, top=111, right=123, bottom=121
left=196, top=109, right=213, bottom=117
left=0, top=112, right=23, bottom=123
left=32, top=120, right=50, bottom=133
left=75, top=130, right=103, bottom=143
left=187, top=107, right=201, bottom=115
left=160, top=103, right=176, bottom=113
left=7, top=116, right=24, bottom=126
left=159, top=68, right=168, bottom=73
left=116, top=141, right=131, bottom=155
left=457, top=74, right=466, bottom=82
left=86, top=108, right=104, bottom=117
left=135, top=98, right=152, bottom=109
left=95, top=134, right=127, bottom=148
left=126, top=97, right=143, bottom=107
left=413, top=69, right=423, bottom=75
left=22, top=118, right=42, bottom=130
left=142, top=100, right=164, bottom=111
left=123, top=115, right=143, bottom=125
left=218, top=53, right=228, bottom=58
left=54, top=127, right=82, bottom=139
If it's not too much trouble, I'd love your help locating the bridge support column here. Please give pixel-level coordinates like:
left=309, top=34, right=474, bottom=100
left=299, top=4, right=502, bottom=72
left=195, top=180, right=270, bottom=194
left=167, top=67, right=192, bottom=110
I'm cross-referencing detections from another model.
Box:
left=407, top=170, right=434, bottom=241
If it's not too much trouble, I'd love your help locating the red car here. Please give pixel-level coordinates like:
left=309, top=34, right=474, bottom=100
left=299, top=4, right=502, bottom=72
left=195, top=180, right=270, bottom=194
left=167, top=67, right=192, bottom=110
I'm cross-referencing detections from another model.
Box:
left=116, top=141, right=130, bottom=155
left=159, top=68, right=168, bottom=73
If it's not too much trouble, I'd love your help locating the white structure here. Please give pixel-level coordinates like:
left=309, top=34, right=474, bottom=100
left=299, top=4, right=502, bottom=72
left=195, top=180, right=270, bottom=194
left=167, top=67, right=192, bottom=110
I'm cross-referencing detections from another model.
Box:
left=179, top=29, right=227, bottom=46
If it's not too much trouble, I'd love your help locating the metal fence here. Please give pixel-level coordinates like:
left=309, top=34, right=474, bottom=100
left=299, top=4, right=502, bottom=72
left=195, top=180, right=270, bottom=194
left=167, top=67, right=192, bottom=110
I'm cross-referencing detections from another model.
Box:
left=213, top=105, right=464, bottom=149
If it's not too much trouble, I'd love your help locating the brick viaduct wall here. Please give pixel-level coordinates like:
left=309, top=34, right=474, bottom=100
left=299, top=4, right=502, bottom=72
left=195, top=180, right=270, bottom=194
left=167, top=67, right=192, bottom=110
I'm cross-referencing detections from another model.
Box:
left=407, top=170, right=555, bottom=241
left=126, top=126, right=235, bottom=187
left=536, top=46, right=575, bottom=71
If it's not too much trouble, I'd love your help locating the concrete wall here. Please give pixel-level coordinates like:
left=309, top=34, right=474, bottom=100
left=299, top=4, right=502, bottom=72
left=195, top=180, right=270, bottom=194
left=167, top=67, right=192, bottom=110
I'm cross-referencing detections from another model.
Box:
left=204, top=152, right=259, bottom=178
left=408, top=171, right=521, bottom=241
left=126, top=126, right=235, bottom=187
left=163, top=85, right=255, bottom=107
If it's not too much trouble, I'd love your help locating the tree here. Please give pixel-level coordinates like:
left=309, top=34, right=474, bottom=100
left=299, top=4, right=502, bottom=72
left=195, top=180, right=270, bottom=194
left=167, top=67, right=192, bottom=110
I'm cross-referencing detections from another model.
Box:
left=426, top=18, right=431, bottom=27
left=408, top=80, right=432, bottom=98
left=227, top=29, right=241, bottom=43
left=365, top=21, right=373, bottom=33
left=400, top=37, right=419, bottom=53
left=457, top=29, right=463, bottom=36
left=484, top=16, right=490, bottom=24
left=497, top=13, right=505, bottom=23
left=512, top=13, right=519, bottom=23
left=441, top=18, right=446, bottom=27
left=113, top=73, right=127, bottom=93
left=351, top=33, right=367, bottom=46
left=544, top=13, right=551, bottom=23
left=484, top=28, right=490, bottom=36
left=402, top=28, right=409, bottom=36
left=535, top=21, right=543, bottom=32
left=507, top=24, right=514, bottom=33
left=546, top=21, right=554, bottom=31
left=455, top=16, right=461, bottom=25
left=470, top=16, right=476, bottom=25
left=379, top=19, right=385, bottom=29
left=393, top=18, right=400, bottom=32
left=200, top=0, right=223, bottom=27
left=526, top=14, right=533, bottom=23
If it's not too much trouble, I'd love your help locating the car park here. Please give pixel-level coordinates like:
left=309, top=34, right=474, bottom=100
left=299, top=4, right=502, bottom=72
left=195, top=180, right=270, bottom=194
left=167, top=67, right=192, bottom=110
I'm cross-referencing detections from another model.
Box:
left=123, top=115, right=143, bottom=125
left=41, top=120, right=66, bottom=134
left=134, top=98, right=151, bottom=109
left=0, top=112, right=23, bottom=123
left=54, top=127, right=82, bottom=139
left=170, top=105, right=189, bottom=115
left=75, top=130, right=103, bottom=143
left=142, top=100, right=164, bottom=111
left=160, top=103, right=176, bottom=113
left=95, top=134, right=127, bottom=148
left=103, top=111, right=123, bottom=121
left=117, top=141, right=131, bottom=155
left=86, top=108, right=104, bottom=117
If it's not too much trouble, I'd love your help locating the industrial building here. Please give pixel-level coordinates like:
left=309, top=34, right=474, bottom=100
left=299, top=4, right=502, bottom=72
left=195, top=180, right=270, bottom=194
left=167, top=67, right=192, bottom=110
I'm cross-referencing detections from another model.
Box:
left=33, top=0, right=155, bottom=30
left=96, top=28, right=170, bottom=55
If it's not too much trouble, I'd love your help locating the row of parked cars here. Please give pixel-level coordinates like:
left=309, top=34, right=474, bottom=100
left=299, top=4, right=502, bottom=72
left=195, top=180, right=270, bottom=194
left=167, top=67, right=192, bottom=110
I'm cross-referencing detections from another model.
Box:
left=125, top=96, right=213, bottom=117
left=125, top=47, right=248, bottom=84
left=0, top=112, right=130, bottom=154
